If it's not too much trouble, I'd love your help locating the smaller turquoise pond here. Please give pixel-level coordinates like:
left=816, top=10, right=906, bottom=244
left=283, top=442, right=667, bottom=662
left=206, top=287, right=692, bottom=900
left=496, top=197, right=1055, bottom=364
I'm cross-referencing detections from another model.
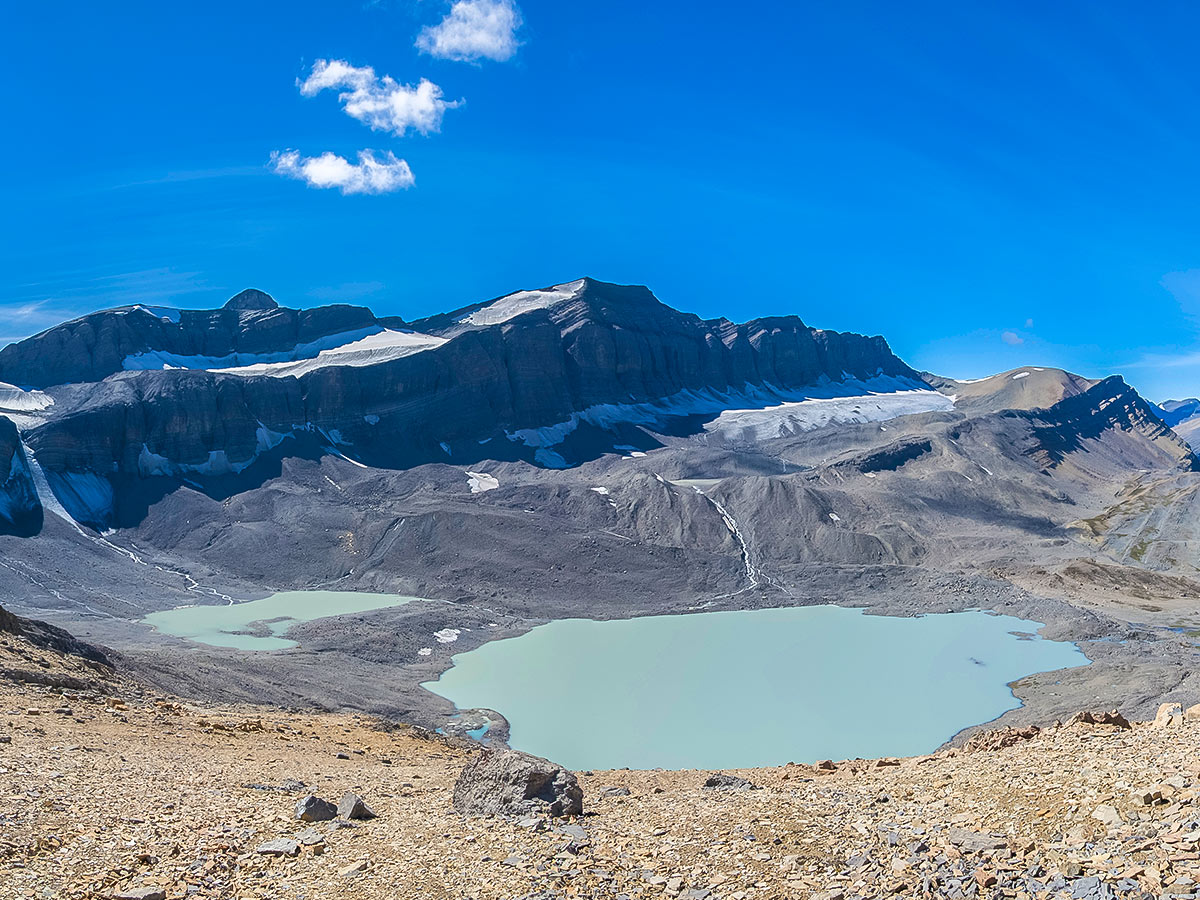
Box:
left=142, top=590, right=421, bottom=651
left=423, top=606, right=1089, bottom=770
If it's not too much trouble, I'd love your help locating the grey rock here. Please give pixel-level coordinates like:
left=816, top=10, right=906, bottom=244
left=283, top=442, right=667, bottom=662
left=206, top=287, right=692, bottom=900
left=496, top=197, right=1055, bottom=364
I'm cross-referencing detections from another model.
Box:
left=337, top=791, right=377, bottom=820
left=113, top=889, right=167, bottom=900
left=255, top=838, right=300, bottom=857
left=946, top=828, right=1007, bottom=852
left=453, top=748, right=583, bottom=818
left=295, top=795, right=337, bottom=822
left=599, top=786, right=632, bottom=798
left=555, top=823, right=587, bottom=841
left=703, top=773, right=756, bottom=790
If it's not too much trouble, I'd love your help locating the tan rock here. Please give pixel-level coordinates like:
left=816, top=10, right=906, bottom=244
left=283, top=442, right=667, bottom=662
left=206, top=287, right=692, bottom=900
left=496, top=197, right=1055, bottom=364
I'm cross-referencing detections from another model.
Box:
left=1154, top=702, right=1184, bottom=728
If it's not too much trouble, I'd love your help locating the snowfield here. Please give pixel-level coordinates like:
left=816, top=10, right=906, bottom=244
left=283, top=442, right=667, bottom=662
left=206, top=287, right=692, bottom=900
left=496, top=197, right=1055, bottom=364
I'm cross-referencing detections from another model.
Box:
left=123, top=328, right=446, bottom=376
left=466, top=471, right=499, bottom=493
left=0, top=382, right=54, bottom=413
left=458, top=279, right=585, bottom=327
left=506, top=375, right=955, bottom=453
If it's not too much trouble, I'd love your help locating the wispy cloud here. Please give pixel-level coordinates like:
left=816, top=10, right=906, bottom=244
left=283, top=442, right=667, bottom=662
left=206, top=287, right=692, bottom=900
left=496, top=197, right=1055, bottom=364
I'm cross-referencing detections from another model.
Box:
left=1162, top=269, right=1200, bottom=313
left=298, top=59, right=460, bottom=136
left=0, top=268, right=217, bottom=346
left=308, top=281, right=386, bottom=302
left=417, top=0, right=523, bottom=63
left=1124, top=350, right=1200, bottom=369
left=1001, top=331, right=1024, bottom=346
left=271, top=149, right=415, bottom=195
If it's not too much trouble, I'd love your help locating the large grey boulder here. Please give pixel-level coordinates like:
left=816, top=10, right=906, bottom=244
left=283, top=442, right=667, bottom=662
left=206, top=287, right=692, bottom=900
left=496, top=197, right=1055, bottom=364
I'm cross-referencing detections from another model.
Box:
left=453, top=749, right=583, bottom=818
left=295, top=795, right=337, bottom=822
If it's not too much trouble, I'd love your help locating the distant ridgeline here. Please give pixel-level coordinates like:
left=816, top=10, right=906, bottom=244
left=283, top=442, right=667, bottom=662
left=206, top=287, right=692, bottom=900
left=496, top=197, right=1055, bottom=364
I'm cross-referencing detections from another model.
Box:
left=0, top=279, right=931, bottom=530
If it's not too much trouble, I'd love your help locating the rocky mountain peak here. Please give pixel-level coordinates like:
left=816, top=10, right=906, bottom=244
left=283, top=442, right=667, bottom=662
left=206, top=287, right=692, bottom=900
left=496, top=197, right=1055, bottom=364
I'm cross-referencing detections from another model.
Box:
left=223, top=289, right=279, bottom=311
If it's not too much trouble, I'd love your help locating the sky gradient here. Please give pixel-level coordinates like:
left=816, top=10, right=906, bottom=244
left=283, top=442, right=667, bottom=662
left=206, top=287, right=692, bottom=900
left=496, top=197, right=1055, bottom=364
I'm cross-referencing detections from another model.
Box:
left=5, top=1, right=1200, bottom=399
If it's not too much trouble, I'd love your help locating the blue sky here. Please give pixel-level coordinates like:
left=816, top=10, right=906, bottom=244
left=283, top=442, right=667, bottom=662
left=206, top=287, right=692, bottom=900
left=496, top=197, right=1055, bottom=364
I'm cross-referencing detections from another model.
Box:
left=5, top=1, right=1200, bottom=399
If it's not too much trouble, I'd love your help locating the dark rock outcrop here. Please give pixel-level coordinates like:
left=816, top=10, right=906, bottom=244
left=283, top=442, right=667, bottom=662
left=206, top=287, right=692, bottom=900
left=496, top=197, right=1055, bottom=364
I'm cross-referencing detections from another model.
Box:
left=703, top=773, right=757, bottom=790
left=453, top=749, right=583, bottom=818
left=295, top=795, right=337, bottom=822
left=0, top=603, right=113, bottom=668
left=338, top=791, right=377, bottom=820
left=0, top=415, right=41, bottom=536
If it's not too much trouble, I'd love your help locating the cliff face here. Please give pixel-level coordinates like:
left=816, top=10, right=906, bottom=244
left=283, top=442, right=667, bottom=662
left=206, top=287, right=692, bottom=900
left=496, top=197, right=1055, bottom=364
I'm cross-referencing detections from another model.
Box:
left=1019, top=376, right=1199, bottom=471
left=0, top=416, right=41, bottom=537
left=10, top=279, right=922, bottom=527
left=0, top=290, right=396, bottom=388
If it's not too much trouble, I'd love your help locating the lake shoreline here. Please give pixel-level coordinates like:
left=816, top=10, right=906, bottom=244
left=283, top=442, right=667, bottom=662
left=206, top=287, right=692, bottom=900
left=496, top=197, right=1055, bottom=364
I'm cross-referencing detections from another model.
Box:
left=18, top=563, right=1198, bottom=766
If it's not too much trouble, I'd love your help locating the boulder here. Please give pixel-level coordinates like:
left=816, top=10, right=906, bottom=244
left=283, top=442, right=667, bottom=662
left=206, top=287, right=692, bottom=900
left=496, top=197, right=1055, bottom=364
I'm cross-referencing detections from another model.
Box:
left=703, top=773, right=757, bottom=790
left=452, top=749, right=583, bottom=818
left=1066, top=709, right=1131, bottom=729
left=338, top=791, right=377, bottom=820
left=295, top=795, right=337, bottom=822
left=599, top=786, right=631, bottom=798
left=1153, top=702, right=1184, bottom=728
left=255, top=838, right=300, bottom=857
left=112, top=889, right=167, bottom=900
left=1185, top=703, right=1200, bottom=721
left=946, top=828, right=1007, bottom=852
left=1092, top=804, right=1123, bottom=826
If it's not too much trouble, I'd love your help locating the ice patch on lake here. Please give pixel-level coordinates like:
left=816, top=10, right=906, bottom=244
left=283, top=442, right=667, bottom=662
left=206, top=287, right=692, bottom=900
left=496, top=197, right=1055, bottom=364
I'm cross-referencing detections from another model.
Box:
left=467, top=471, right=499, bottom=493
left=459, top=279, right=585, bottom=327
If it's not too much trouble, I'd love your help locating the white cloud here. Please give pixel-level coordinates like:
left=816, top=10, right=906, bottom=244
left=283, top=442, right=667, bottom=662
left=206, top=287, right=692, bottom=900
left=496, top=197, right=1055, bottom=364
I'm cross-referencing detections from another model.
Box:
left=270, top=149, right=415, bottom=195
left=416, top=0, right=523, bottom=63
left=299, top=59, right=459, bottom=136
left=1001, top=331, right=1024, bottom=346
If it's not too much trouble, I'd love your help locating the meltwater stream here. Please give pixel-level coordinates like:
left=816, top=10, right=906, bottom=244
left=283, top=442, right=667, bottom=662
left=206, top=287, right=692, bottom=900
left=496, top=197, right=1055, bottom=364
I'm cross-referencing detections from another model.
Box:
left=423, top=605, right=1089, bottom=770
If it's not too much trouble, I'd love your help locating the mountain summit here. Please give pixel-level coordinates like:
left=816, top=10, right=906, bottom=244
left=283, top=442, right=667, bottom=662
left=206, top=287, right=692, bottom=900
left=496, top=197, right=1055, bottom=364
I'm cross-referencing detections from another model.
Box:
left=223, top=288, right=279, bottom=311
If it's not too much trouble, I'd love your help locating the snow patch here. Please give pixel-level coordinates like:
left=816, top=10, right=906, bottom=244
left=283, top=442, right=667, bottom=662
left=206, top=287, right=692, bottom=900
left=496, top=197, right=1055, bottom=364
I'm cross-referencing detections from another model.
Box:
left=417, top=647, right=433, bottom=656
left=1012, top=372, right=1030, bottom=380
left=504, top=375, right=953, bottom=463
left=132, top=305, right=182, bottom=324
left=590, top=486, right=610, bottom=495
left=0, top=382, right=53, bottom=414
left=459, top=279, right=586, bottom=327
left=215, top=329, right=446, bottom=377
left=466, top=471, right=499, bottom=493
left=124, top=326, right=445, bottom=376
left=956, top=375, right=999, bottom=384
left=828, top=512, right=841, bottom=522
left=434, top=628, right=461, bottom=644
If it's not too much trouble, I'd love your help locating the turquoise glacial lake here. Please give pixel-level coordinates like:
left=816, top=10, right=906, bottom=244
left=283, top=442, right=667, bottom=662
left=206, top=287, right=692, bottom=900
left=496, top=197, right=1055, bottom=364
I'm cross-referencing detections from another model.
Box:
left=142, top=590, right=421, bottom=651
left=423, top=606, right=1089, bottom=770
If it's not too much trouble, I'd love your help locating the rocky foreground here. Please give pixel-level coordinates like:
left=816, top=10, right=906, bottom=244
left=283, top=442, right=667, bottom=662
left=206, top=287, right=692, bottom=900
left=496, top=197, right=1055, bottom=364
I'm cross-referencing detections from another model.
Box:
left=3, top=633, right=1200, bottom=900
